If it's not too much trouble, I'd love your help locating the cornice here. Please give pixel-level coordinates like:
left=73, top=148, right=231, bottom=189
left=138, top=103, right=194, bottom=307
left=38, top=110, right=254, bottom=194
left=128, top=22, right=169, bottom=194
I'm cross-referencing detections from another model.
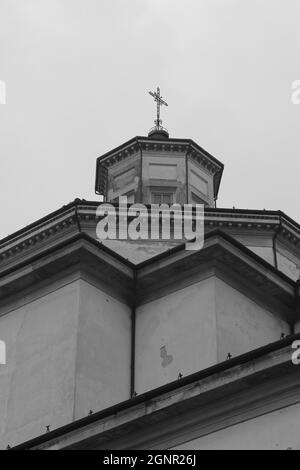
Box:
left=96, top=137, right=224, bottom=176
left=0, top=203, right=299, bottom=273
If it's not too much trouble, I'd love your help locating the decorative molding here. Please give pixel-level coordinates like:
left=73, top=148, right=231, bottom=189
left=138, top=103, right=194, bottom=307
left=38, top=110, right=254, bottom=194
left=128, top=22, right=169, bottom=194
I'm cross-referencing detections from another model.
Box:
left=0, top=204, right=299, bottom=270
left=99, top=140, right=223, bottom=181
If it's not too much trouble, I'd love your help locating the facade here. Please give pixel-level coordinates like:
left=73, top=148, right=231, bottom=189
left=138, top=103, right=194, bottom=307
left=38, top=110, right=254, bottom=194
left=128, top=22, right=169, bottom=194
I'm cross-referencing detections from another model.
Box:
left=0, top=127, right=300, bottom=450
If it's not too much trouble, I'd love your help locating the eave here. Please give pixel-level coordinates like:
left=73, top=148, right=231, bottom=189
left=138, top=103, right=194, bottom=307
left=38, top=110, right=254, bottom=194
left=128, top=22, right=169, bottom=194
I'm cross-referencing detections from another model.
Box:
left=1, top=203, right=300, bottom=268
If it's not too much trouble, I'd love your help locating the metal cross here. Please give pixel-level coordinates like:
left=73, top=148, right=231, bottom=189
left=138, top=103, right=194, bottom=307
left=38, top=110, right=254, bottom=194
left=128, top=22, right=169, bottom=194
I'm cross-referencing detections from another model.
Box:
left=149, top=87, right=168, bottom=129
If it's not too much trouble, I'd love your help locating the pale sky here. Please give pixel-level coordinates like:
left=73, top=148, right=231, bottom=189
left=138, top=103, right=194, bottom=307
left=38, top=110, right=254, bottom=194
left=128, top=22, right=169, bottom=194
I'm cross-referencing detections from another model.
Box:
left=0, top=0, right=299, bottom=238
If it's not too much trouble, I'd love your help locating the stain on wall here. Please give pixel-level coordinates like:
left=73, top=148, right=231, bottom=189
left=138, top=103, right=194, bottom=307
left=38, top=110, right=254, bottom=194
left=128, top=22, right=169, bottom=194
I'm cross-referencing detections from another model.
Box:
left=160, top=346, right=173, bottom=368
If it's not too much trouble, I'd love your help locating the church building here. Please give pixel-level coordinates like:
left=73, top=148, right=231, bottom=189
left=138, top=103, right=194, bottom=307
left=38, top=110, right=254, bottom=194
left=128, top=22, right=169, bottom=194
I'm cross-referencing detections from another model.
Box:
left=0, top=90, right=300, bottom=450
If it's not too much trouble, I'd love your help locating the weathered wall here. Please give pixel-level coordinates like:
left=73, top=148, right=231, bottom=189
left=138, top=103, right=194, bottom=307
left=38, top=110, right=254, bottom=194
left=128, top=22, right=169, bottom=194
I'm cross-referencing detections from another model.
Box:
left=74, top=279, right=131, bottom=420
left=107, top=152, right=141, bottom=202
left=0, top=275, right=132, bottom=448
left=277, top=240, right=300, bottom=281
left=188, top=159, right=214, bottom=206
left=225, top=232, right=275, bottom=266
left=134, top=274, right=290, bottom=395
left=215, top=278, right=290, bottom=361
left=208, top=231, right=300, bottom=281
left=135, top=277, right=217, bottom=394
left=172, top=402, right=300, bottom=450
left=0, top=281, right=80, bottom=449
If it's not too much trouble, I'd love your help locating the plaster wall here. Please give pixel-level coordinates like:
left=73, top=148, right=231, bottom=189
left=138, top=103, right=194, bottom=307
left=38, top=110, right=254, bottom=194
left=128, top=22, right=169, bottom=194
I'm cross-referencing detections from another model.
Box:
left=74, top=279, right=131, bottom=420
left=215, top=278, right=290, bottom=361
left=0, top=281, right=80, bottom=449
left=107, top=152, right=141, bottom=202
left=135, top=274, right=290, bottom=395
left=188, top=160, right=214, bottom=206
left=135, top=277, right=217, bottom=394
left=0, top=276, right=131, bottom=448
left=226, top=232, right=275, bottom=266
left=277, top=241, right=300, bottom=281
left=247, top=246, right=275, bottom=265
left=225, top=232, right=300, bottom=281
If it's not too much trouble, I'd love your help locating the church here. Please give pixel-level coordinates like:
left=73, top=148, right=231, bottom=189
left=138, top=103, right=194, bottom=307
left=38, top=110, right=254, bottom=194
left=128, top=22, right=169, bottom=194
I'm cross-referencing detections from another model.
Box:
left=0, top=89, right=300, bottom=450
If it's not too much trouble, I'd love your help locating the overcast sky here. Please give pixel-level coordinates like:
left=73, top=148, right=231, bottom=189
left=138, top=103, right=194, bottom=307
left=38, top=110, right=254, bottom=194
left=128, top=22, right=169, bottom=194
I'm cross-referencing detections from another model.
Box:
left=0, top=0, right=299, bottom=238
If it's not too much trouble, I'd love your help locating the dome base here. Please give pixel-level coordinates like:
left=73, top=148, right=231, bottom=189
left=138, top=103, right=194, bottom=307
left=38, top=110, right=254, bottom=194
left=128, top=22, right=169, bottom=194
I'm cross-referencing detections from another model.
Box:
left=148, top=127, right=169, bottom=140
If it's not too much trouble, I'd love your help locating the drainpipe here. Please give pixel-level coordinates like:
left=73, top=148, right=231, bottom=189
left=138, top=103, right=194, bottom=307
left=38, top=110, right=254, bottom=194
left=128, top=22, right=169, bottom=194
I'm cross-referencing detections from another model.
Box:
left=74, top=200, right=82, bottom=233
left=130, top=269, right=137, bottom=398
left=130, top=306, right=136, bottom=398
left=136, top=138, right=143, bottom=204
left=272, top=216, right=282, bottom=270
left=129, top=140, right=141, bottom=398
left=293, top=278, right=300, bottom=335
left=185, top=144, right=191, bottom=204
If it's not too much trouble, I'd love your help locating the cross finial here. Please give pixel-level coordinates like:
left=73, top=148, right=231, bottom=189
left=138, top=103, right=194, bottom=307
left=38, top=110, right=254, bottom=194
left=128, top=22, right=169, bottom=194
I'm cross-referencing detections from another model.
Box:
left=149, top=87, right=168, bottom=130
